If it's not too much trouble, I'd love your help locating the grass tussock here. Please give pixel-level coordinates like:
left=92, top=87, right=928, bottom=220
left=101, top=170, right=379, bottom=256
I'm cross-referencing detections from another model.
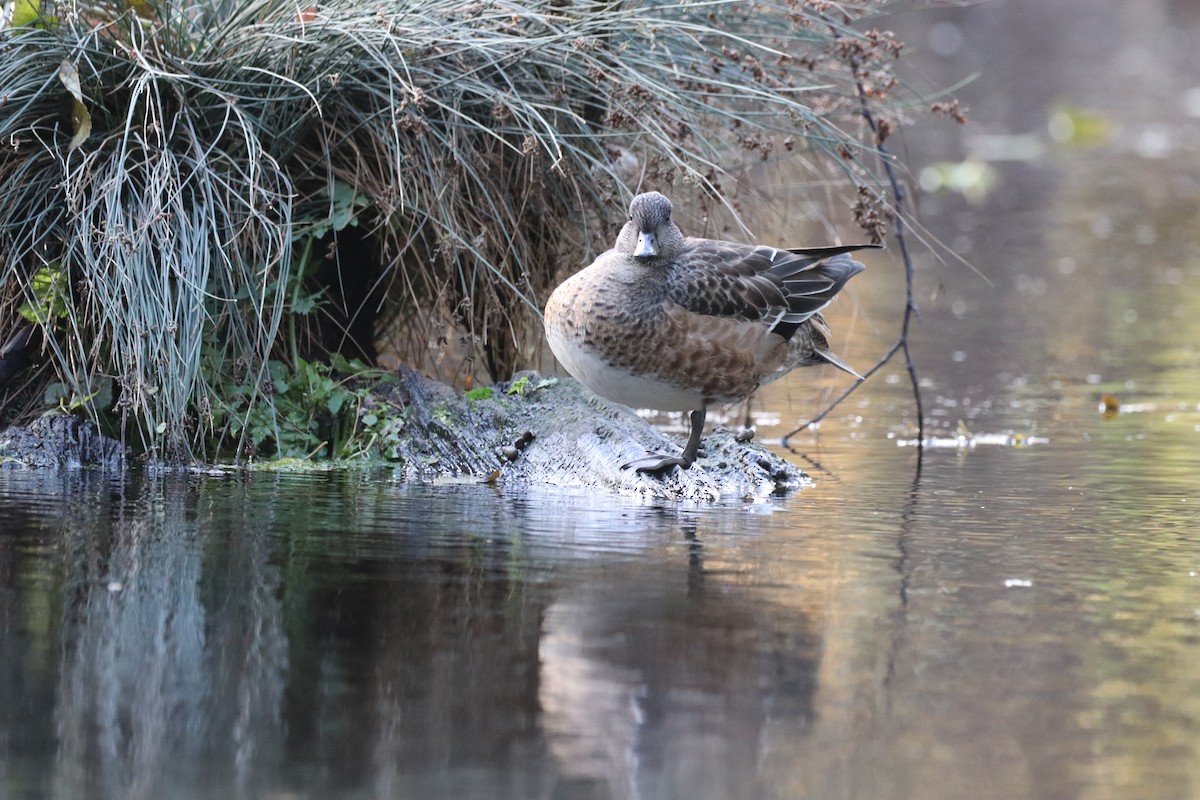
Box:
left=0, top=0, right=913, bottom=461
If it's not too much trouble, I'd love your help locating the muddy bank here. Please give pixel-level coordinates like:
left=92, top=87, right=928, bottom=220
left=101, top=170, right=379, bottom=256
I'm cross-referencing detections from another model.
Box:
left=0, top=414, right=126, bottom=470
left=0, top=370, right=808, bottom=500
left=390, top=368, right=808, bottom=501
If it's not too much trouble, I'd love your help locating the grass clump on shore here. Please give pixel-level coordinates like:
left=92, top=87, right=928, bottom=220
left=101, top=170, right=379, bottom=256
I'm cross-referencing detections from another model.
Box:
left=0, top=0, right=912, bottom=462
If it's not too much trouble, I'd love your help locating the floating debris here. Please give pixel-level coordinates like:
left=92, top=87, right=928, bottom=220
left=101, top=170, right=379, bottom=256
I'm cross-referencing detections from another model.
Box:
left=1099, top=394, right=1120, bottom=418
left=1099, top=398, right=1200, bottom=416
left=895, top=420, right=1048, bottom=449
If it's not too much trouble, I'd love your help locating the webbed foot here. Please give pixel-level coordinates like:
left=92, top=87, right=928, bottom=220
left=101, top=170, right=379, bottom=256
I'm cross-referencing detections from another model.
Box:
left=623, top=452, right=695, bottom=474
left=622, top=407, right=708, bottom=476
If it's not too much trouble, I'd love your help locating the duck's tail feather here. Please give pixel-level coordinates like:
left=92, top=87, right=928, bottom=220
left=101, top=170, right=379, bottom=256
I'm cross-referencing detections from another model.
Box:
left=813, top=344, right=864, bottom=381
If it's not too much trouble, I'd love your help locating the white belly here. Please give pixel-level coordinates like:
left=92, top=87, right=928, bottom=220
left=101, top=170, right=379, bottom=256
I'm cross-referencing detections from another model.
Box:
left=545, top=325, right=705, bottom=412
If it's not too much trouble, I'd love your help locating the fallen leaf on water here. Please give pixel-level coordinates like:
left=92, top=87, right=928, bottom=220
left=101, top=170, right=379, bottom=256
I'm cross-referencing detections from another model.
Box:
left=1099, top=394, right=1119, bottom=419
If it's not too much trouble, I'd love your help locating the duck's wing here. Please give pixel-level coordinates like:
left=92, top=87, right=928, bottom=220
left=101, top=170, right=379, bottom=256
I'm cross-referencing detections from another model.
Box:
left=666, top=240, right=877, bottom=340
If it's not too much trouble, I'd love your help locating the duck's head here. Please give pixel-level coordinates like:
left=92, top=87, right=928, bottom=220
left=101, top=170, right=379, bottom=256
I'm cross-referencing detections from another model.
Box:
left=616, top=191, right=685, bottom=262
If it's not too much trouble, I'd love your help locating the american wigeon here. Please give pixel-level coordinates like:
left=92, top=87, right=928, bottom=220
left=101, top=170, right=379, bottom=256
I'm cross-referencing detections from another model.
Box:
left=544, top=191, right=874, bottom=473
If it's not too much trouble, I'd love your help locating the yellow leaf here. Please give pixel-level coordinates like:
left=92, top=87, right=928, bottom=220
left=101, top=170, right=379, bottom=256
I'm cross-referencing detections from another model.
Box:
left=57, top=60, right=91, bottom=151
left=69, top=98, right=91, bottom=151
left=127, top=0, right=158, bottom=18
left=58, top=60, right=83, bottom=101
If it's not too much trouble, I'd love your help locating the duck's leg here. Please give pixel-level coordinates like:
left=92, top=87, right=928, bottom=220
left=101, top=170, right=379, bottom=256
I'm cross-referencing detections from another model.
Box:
left=737, top=397, right=755, bottom=442
left=627, top=407, right=707, bottom=474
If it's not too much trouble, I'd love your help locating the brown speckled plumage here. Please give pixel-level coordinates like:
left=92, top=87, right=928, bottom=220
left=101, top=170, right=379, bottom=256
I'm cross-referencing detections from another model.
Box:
left=544, top=191, right=875, bottom=473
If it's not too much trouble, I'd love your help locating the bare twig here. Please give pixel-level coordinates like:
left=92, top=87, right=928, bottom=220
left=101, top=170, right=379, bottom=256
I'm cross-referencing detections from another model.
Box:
left=782, top=33, right=926, bottom=449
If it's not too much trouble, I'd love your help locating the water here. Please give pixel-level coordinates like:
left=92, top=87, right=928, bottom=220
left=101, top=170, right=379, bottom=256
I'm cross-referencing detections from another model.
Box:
left=5, top=1, right=1200, bottom=798
left=2, top=390, right=1198, bottom=799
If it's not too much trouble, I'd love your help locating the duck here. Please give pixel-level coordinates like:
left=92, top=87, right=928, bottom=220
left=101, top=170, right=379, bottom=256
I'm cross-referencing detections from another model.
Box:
left=544, top=191, right=875, bottom=473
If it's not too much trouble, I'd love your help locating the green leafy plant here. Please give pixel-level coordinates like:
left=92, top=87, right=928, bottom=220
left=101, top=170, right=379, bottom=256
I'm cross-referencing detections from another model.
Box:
left=44, top=376, right=112, bottom=414
left=505, top=375, right=556, bottom=397
left=208, top=355, right=402, bottom=461
left=464, top=387, right=495, bottom=404
left=17, top=266, right=69, bottom=326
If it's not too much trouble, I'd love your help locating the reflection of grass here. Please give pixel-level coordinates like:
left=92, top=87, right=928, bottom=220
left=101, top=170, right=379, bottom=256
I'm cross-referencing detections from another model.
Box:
left=1, top=0, right=908, bottom=461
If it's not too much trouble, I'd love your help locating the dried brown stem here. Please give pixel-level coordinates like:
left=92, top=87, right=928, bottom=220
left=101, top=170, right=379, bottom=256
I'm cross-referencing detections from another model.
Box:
left=782, top=28, right=925, bottom=448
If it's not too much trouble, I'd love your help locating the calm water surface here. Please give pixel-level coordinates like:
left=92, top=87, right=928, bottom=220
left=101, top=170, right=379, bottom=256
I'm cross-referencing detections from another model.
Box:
left=2, top=390, right=1198, bottom=800
left=4, top=1, right=1200, bottom=798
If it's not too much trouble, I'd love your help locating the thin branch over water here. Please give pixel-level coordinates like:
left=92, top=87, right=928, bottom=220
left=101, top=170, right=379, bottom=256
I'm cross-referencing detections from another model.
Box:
left=783, top=22, right=929, bottom=448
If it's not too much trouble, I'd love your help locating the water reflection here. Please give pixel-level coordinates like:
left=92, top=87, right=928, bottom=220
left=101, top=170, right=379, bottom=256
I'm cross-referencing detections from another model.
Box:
left=0, top=474, right=842, bottom=800
left=3, top=404, right=1200, bottom=800
left=539, top=541, right=820, bottom=800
